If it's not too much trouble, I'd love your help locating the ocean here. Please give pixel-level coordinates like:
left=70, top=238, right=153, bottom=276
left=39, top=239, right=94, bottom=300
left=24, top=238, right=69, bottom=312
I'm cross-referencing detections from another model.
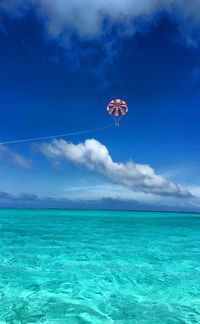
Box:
left=0, top=209, right=199, bottom=323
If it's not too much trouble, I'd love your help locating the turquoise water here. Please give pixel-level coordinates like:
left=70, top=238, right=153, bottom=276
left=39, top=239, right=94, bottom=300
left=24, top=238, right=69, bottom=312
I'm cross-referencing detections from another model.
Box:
left=0, top=209, right=200, bottom=323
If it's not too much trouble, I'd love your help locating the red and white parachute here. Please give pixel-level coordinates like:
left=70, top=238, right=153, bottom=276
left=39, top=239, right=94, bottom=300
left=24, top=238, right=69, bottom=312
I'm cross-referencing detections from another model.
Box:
left=107, top=98, right=128, bottom=126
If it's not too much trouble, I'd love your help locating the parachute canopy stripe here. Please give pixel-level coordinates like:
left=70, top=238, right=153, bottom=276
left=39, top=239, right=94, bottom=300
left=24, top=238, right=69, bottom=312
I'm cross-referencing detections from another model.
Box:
left=107, top=98, right=128, bottom=117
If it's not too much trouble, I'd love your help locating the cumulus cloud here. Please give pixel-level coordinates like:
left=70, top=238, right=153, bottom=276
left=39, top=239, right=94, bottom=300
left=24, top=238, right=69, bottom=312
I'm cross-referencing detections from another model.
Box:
left=38, top=138, right=192, bottom=198
left=0, top=145, right=31, bottom=168
left=1, top=0, right=200, bottom=82
left=1, top=1, right=200, bottom=52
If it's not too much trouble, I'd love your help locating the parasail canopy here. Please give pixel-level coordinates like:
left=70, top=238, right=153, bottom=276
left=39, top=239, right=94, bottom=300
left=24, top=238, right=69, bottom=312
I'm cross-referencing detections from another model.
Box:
left=107, top=99, right=128, bottom=126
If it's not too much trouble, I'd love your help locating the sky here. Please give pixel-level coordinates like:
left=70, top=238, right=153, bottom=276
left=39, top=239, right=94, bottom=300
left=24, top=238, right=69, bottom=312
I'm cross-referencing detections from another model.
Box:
left=0, top=0, right=200, bottom=211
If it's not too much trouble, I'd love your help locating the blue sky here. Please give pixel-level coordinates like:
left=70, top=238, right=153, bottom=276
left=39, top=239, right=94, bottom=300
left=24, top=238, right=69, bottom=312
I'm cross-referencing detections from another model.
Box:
left=0, top=0, right=200, bottom=211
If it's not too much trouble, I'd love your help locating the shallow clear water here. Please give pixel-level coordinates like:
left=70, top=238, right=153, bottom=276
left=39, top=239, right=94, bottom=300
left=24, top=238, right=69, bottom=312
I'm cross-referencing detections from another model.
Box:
left=0, top=209, right=200, bottom=323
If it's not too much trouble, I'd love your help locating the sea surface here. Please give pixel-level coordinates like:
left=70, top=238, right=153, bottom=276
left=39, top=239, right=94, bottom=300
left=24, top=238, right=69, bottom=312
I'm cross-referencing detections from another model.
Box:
left=0, top=209, right=200, bottom=323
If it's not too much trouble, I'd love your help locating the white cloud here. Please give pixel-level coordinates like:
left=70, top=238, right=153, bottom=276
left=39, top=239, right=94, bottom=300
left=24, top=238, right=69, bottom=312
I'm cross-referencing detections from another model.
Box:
left=39, top=138, right=192, bottom=198
left=189, top=186, right=200, bottom=199
left=1, top=0, right=200, bottom=44
left=0, top=145, right=31, bottom=169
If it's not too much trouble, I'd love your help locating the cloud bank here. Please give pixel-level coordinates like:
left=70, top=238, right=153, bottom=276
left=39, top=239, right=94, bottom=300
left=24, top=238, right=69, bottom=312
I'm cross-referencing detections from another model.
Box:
left=0, top=188, right=198, bottom=211
left=39, top=138, right=192, bottom=198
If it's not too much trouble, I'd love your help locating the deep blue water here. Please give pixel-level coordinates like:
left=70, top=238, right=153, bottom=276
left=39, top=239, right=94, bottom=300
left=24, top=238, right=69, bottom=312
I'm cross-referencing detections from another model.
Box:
left=0, top=209, right=200, bottom=323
